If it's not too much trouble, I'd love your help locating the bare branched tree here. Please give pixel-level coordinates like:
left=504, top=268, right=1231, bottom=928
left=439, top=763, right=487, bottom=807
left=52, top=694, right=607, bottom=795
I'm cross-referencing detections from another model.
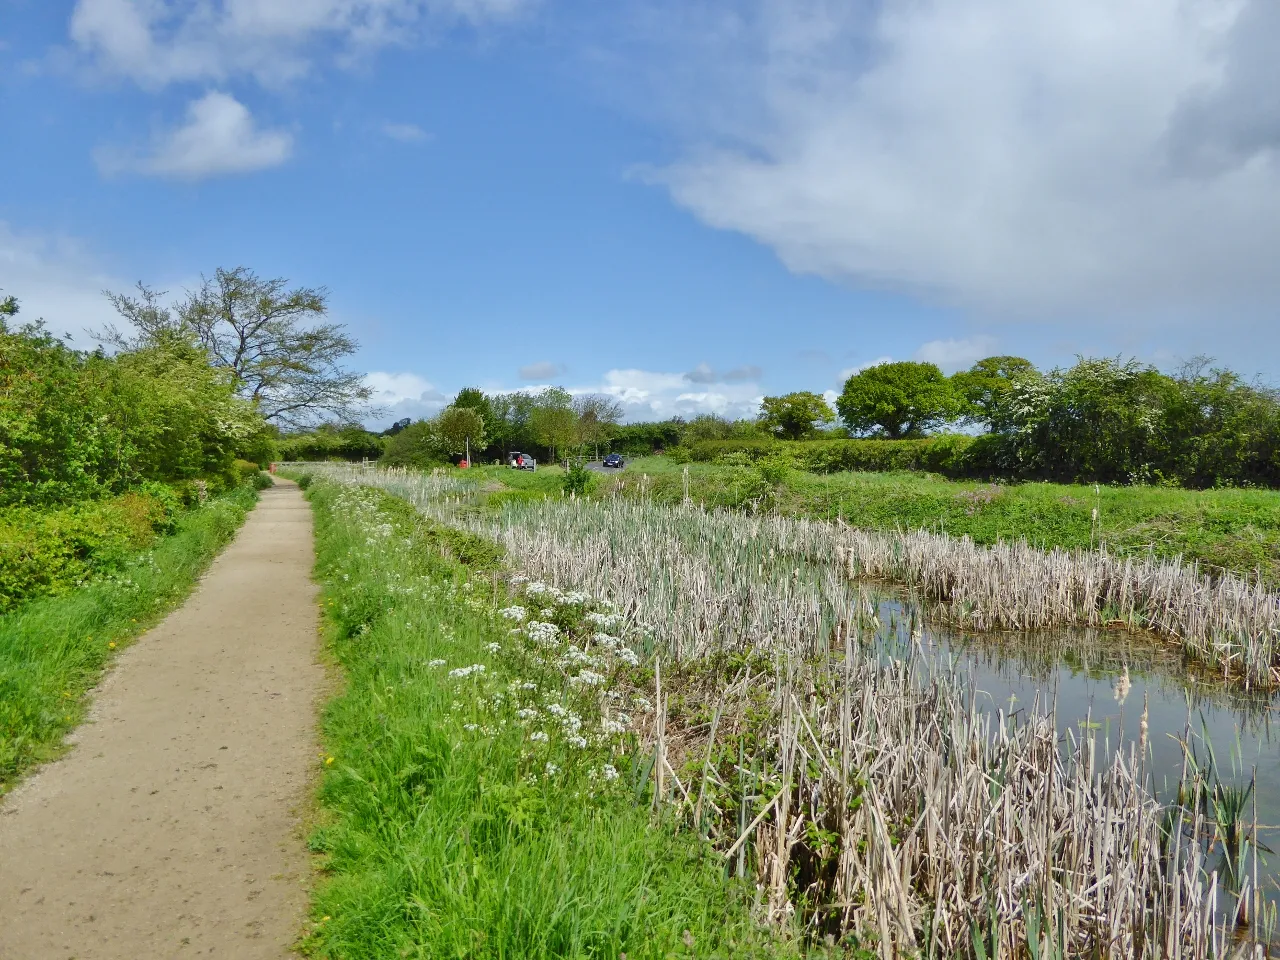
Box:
left=100, top=267, right=378, bottom=429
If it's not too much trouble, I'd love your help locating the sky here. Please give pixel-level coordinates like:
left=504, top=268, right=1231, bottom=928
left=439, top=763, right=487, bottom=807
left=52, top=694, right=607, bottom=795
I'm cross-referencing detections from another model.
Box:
left=1, top=0, right=1278, bottom=427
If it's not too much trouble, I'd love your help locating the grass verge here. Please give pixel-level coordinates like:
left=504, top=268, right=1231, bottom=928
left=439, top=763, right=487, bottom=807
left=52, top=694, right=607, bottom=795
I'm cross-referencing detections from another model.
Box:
left=300, top=477, right=799, bottom=960
left=0, top=485, right=258, bottom=795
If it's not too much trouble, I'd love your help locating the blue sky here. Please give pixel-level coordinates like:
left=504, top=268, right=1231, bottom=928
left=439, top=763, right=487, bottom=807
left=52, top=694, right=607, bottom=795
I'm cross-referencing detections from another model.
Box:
left=2, top=0, right=1279, bottom=427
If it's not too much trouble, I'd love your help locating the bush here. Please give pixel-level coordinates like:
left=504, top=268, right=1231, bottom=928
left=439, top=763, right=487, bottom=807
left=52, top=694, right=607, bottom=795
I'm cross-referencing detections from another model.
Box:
left=0, top=490, right=181, bottom=611
left=688, top=435, right=979, bottom=476
left=562, top=461, right=594, bottom=496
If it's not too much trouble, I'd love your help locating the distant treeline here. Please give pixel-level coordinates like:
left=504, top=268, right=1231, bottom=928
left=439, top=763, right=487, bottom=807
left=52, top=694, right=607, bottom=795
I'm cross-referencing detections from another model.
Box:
left=281, top=354, right=1279, bottom=489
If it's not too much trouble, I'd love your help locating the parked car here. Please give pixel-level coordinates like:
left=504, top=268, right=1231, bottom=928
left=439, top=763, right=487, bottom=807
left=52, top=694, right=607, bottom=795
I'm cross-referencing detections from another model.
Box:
left=508, top=452, right=537, bottom=470
left=602, top=453, right=625, bottom=469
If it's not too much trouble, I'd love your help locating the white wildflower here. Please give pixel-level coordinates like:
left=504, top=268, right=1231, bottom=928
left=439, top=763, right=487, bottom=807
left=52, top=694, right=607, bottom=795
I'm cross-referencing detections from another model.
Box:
left=602, top=764, right=619, bottom=781
left=499, top=606, right=528, bottom=622
left=449, top=664, right=486, bottom=678
left=529, top=731, right=549, bottom=743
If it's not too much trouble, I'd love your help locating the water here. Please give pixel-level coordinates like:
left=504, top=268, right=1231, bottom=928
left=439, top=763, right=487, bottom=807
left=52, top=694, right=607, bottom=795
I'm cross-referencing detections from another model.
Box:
left=874, top=594, right=1280, bottom=924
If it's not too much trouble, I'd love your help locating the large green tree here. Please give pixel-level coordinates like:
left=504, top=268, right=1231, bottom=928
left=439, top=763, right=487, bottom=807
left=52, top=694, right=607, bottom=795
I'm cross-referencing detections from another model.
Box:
left=436, top=405, right=486, bottom=461
left=758, top=391, right=835, bottom=440
left=836, top=362, right=960, bottom=438
left=101, top=268, right=375, bottom=429
left=950, top=356, right=1037, bottom=432
left=573, top=394, right=624, bottom=459
left=530, top=387, right=577, bottom=463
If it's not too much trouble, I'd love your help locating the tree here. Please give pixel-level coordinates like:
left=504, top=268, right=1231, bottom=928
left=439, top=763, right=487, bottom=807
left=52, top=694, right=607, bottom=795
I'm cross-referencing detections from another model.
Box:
left=950, top=356, right=1037, bottom=432
left=758, top=391, right=835, bottom=440
left=573, top=394, right=624, bottom=459
left=488, top=391, right=537, bottom=458
left=530, top=387, right=577, bottom=464
left=381, top=420, right=444, bottom=469
left=100, top=268, right=375, bottom=429
left=453, top=387, right=495, bottom=429
left=436, top=405, right=485, bottom=462
left=0, top=290, right=17, bottom=324
left=836, top=362, right=961, bottom=438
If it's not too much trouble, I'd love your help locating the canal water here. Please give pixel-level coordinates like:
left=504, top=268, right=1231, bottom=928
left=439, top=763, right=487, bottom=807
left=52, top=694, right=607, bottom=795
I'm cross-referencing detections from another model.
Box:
left=876, top=595, right=1280, bottom=926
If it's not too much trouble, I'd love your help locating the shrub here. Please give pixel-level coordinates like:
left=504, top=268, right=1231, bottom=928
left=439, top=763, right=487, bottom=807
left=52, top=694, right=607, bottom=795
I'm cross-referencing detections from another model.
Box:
left=688, top=435, right=979, bottom=476
left=562, top=461, right=594, bottom=497
left=0, top=490, right=180, bottom=611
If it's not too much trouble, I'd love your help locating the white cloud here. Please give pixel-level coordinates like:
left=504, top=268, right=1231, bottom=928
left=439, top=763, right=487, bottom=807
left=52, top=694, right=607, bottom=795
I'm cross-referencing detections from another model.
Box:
left=382, top=122, right=430, bottom=143
left=652, top=0, right=1280, bottom=319
left=364, top=370, right=448, bottom=423
left=0, top=221, right=129, bottom=342
left=577, top=368, right=764, bottom=420
left=912, top=336, right=999, bottom=373
left=69, top=0, right=532, bottom=89
left=519, top=360, right=566, bottom=380
left=723, top=364, right=762, bottom=382
left=96, top=91, right=293, bottom=180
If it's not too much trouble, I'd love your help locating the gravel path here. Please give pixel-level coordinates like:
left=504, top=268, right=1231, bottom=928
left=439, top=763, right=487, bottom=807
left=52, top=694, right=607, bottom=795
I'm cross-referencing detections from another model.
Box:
left=0, top=481, right=322, bottom=959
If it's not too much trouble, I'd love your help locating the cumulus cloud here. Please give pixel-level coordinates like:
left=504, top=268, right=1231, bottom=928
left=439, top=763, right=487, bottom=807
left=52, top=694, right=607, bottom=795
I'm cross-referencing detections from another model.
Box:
left=69, top=0, right=531, bottom=88
left=652, top=0, right=1280, bottom=319
left=382, top=122, right=430, bottom=142
left=96, top=91, right=292, bottom=180
left=578, top=368, right=764, bottom=420
left=519, top=361, right=566, bottom=380
left=912, top=336, right=999, bottom=373
left=364, top=371, right=448, bottom=423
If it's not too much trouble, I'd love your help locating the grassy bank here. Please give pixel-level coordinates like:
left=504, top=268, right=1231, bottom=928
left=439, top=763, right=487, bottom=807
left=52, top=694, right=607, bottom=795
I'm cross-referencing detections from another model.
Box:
left=0, top=485, right=258, bottom=795
left=300, top=477, right=799, bottom=960
left=594, top=458, right=1280, bottom=587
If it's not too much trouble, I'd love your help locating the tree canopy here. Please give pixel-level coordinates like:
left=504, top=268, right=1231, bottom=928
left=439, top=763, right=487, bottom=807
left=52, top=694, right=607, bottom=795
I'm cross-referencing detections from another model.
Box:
left=100, top=268, right=374, bottom=429
left=836, top=362, right=960, bottom=438
left=758, top=391, right=835, bottom=440
left=951, top=356, right=1036, bottom=431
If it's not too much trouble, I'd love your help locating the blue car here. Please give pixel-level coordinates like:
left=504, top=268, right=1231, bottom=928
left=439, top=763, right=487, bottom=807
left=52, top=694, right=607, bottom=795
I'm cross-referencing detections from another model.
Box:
left=602, top=453, right=624, bottom=469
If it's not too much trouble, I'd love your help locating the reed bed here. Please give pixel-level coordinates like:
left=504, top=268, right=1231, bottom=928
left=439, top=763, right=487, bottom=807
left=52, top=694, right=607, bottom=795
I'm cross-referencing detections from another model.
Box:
left=292, top=463, right=1277, bottom=956
left=295, top=463, right=1280, bottom=687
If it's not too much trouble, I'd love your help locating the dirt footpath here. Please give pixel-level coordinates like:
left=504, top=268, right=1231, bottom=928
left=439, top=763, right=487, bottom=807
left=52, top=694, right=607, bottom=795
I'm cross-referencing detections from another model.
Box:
left=0, top=481, right=322, bottom=959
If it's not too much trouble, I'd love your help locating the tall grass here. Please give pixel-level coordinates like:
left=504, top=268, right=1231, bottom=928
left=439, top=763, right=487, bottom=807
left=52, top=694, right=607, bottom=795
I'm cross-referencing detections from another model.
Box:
left=299, top=464, right=1277, bottom=956
left=0, top=486, right=257, bottom=794
left=301, top=479, right=802, bottom=959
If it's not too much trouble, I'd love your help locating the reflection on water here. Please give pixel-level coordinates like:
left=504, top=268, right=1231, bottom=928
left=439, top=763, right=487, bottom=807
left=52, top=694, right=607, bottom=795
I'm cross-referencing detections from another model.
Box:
left=873, top=594, right=1280, bottom=912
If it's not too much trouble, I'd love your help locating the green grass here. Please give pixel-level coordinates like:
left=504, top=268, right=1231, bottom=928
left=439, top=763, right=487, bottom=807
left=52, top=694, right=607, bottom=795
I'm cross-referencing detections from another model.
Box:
left=301, top=478, right=803, bottom=960
left=0, top=486, right=257, bottom=795
left=608, top=457, right=1280, bottom=587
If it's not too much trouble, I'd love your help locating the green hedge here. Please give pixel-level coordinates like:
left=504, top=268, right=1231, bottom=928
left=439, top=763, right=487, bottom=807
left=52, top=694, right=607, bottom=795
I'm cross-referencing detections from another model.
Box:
left=688, top=435, right=980, bottom=475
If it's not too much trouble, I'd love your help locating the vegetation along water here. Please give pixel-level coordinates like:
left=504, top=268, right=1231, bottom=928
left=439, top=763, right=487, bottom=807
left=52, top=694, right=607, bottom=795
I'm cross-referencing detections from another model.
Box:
left=289, top=462, right=1280, bottom=958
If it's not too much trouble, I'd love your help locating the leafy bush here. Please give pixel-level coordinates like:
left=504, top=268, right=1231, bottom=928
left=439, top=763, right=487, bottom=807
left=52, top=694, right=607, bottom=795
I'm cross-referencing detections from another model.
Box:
left=0, top=320, right=265, bottom=507
left=562, top=461, right=594, bottom=496
left=689, top=435, right=978, bottom=476
left=0, top=489, right=182, bottom=611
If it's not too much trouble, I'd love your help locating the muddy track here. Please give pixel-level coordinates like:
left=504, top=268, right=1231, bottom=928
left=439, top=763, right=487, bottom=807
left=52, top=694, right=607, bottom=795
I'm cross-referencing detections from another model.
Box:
left=0, top=481, right=322, bottom=959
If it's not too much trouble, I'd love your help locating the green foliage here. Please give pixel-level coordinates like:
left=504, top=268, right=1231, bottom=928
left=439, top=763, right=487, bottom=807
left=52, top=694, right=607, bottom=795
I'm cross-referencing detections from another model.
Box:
left=452, top=386, right=495, bottom=428
left=950, top=356, right=1037, bottom=431
left=562, top=460, right=594, bottom=496
left=380, top=420, right=446, bottom=469
left=436, top=404, right=486, bottom=457
left=0, top=487, right=255, bottom=792
left=837, top=361, right=962, bottom=438
left=277, top=424, right=386, bottom=462
left=529, top=387, right=577, bottom=463
left=0, top=321, right=263, bottom=507
left=688, top=436, right=977, bottom=475
left=758, top=391, right=836, bottom=440
left=103, top=269, right=373, bottom=428
left=991, top=357, right=1280, bottom=487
